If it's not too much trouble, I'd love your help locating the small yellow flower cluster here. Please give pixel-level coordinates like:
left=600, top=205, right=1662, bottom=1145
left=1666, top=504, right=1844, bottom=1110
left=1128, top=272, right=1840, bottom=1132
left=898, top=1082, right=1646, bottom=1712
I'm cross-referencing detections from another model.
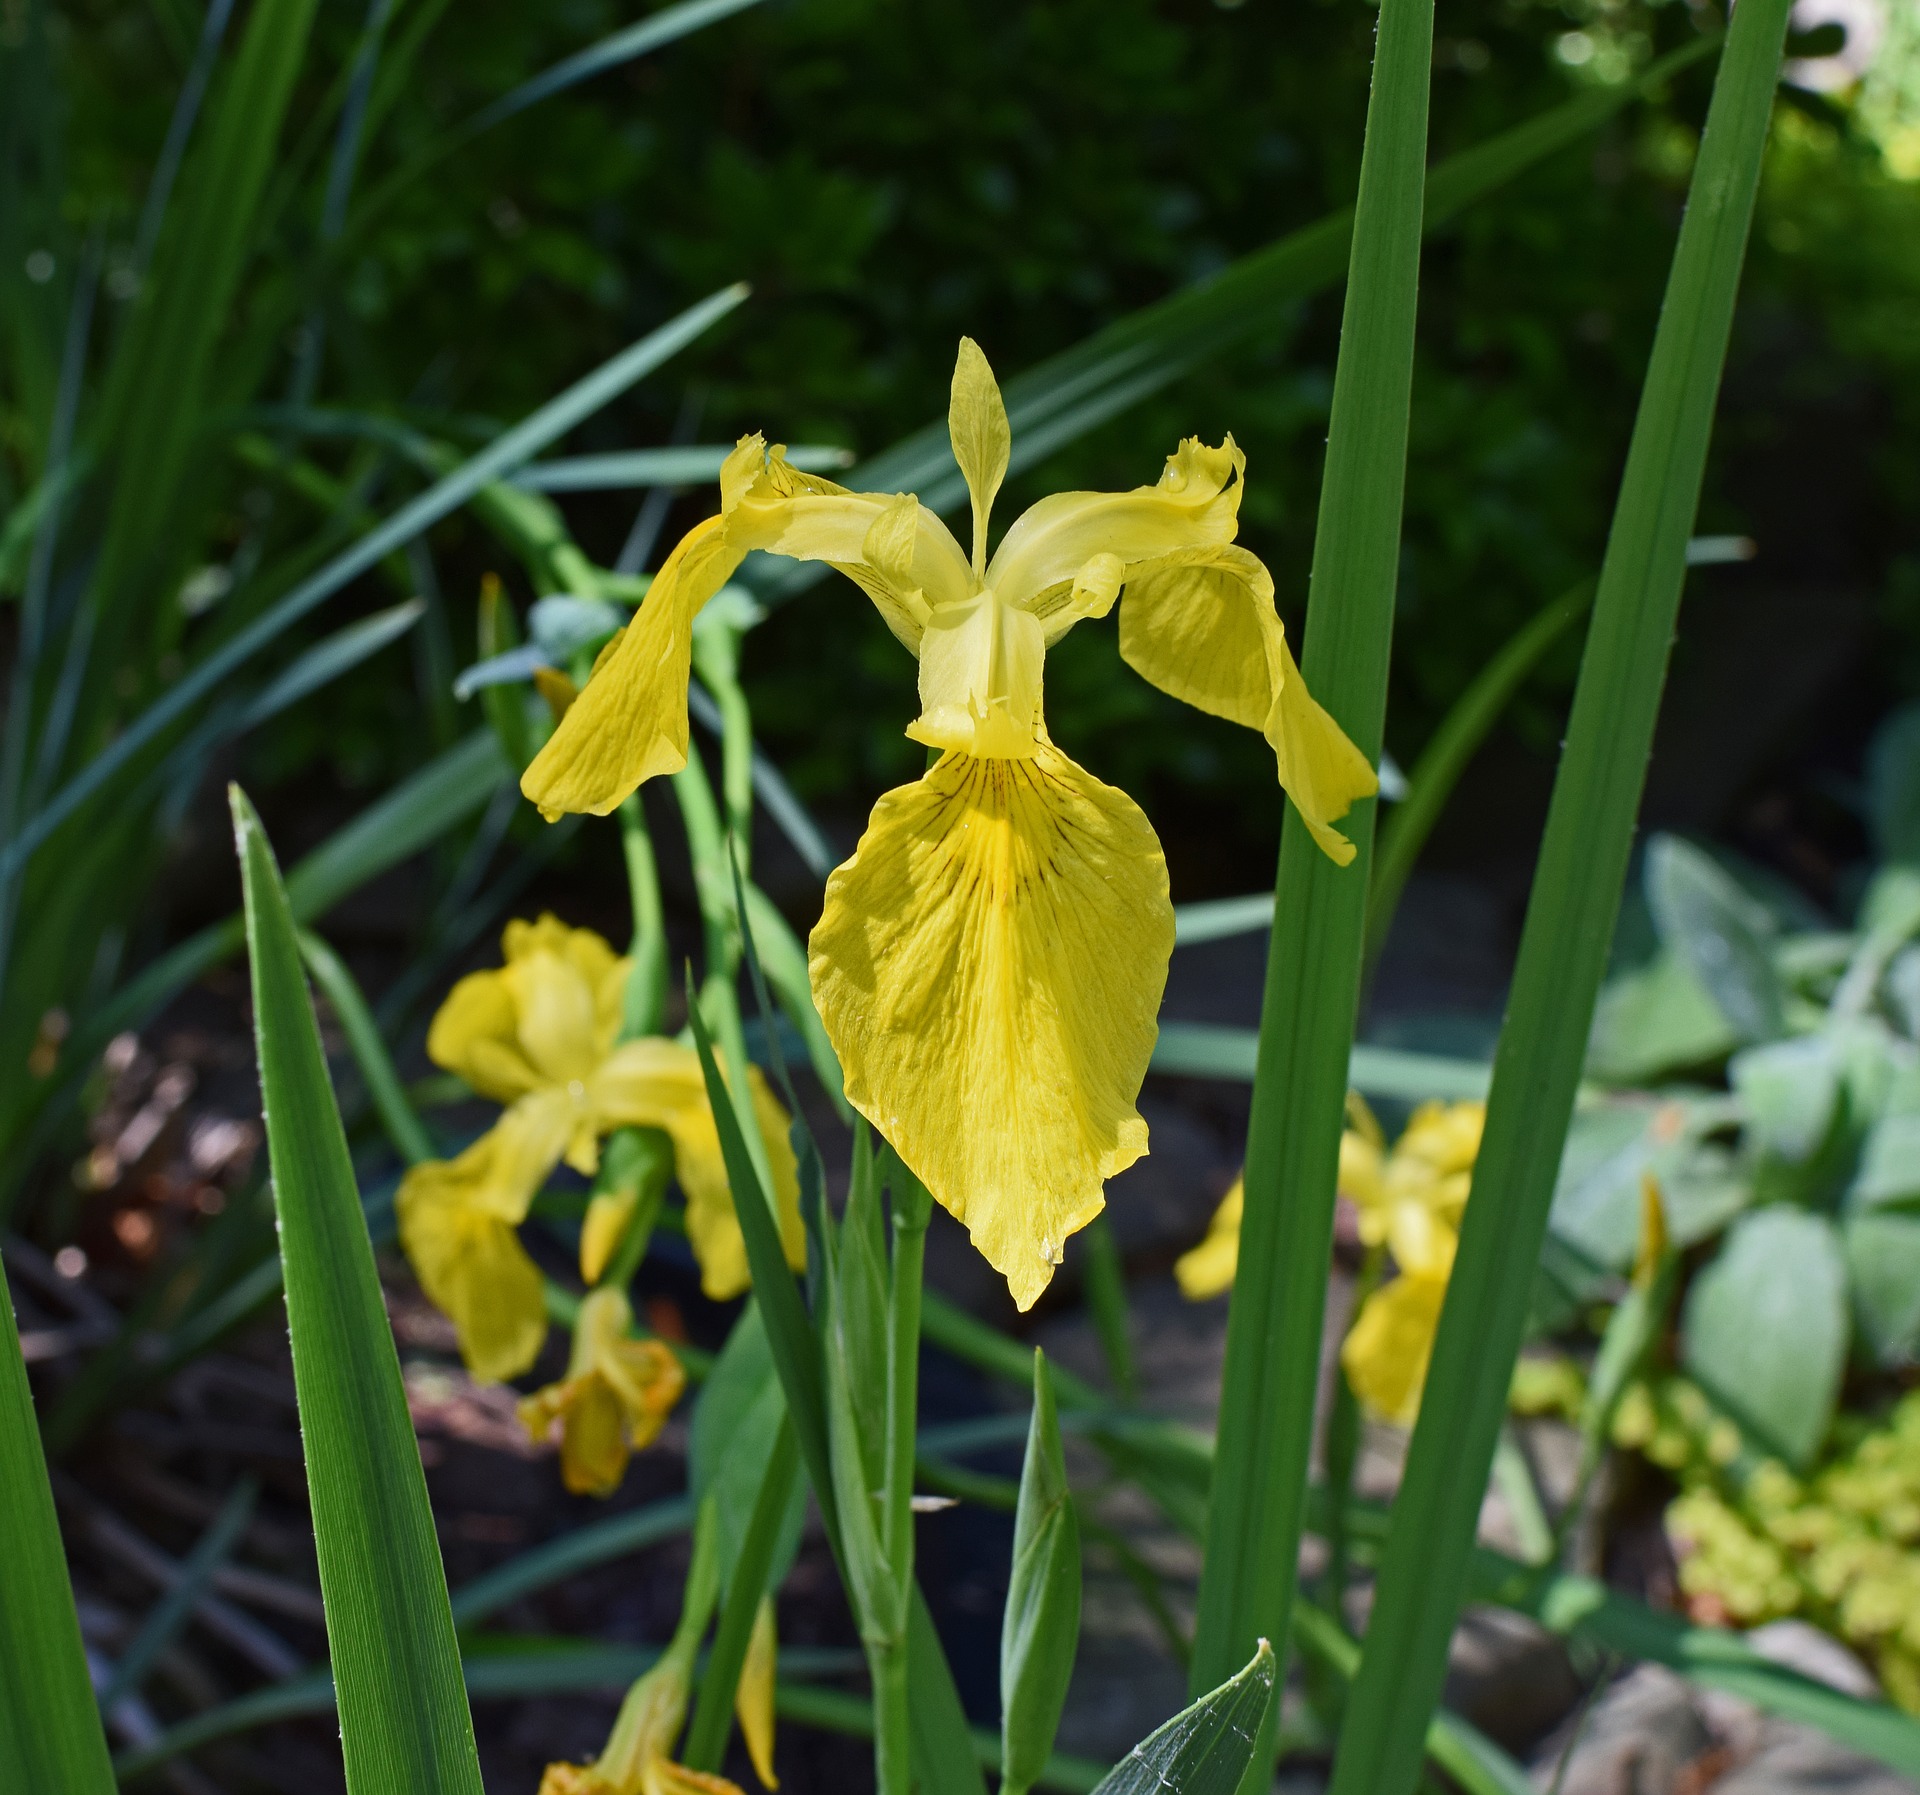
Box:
left=394, top=915, right=806, bottom=1492
left=1619, top=1381, right=1920, bottom=1710
left=1177, top=1098, right=1485, bottom=1425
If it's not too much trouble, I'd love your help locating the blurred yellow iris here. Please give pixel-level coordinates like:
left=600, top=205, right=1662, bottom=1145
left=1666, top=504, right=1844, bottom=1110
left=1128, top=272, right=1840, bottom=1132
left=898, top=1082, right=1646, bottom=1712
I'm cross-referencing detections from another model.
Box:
left=396, top=915, right=804, bottom=1381
left=517, top=1287, right=686, bottom=1497
left=1179, top=1099, right=1486, bottom=1425
left=523, top=342, right=1373, bottom=1310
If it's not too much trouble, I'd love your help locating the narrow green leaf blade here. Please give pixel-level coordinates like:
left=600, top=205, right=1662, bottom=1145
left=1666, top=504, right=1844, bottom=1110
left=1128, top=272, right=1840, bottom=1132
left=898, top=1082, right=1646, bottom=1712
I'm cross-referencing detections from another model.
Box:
left=232, top=786, right=484, bottom=1795
left=0, top=1265, right=115, bottom=1793
left=1191, top=0, right=1434, bottom=1706
left=1325, top=6, right=1796, bottom=1795
left=1092, top=1641, right=1275, bottom=1795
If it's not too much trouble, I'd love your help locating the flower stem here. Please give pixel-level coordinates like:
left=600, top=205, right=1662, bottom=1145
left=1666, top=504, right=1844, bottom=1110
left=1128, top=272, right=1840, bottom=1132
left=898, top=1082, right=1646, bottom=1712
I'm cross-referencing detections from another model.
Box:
left=618, top=793, right=667, bottom=1039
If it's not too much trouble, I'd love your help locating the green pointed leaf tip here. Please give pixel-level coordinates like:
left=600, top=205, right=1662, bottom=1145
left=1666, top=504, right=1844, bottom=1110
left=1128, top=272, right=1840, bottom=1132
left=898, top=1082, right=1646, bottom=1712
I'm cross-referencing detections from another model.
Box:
left=230, top=786, right=485, bottom=1795
left=1001, top=1350, right=1083, bottom=1795
left=0, top=1273, right=116, bottom=1793
left=1092, top=1640, right=1275, bottom=1795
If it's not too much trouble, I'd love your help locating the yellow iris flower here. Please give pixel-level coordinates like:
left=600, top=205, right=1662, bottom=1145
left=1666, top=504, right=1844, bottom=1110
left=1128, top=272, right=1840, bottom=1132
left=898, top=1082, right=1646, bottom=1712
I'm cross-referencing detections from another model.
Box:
left=538, top=1637, right=744, bottom=1795
left=1177, top=1100, right=1485, bottom=1426
left=517, top=1287, right=686, bottom=1496
left=396, top=915, right=805, bottom=1381
left=522, top=342, right=1374, bottom=1310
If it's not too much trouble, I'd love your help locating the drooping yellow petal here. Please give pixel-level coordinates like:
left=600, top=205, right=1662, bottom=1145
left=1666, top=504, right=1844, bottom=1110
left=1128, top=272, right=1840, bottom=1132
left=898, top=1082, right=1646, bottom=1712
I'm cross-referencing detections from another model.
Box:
left=1263, top=628, right=1379, bottom=866
left=1119, top=545, right=1377, bottom=865
left=396, top=1130, right=554, bottom=1382
left=1342, top=1272, right=1449, bottom=1425
left=808, top=740, right=1174, bottom=1310
left=589, top=1040, right=805, bottom=1300
left=735, top=1596, right=779, bottom=1789
left=950, top=337, right=1010, bottom=577
left=1175, top=1179, right=1244, bottom=1300
left=521, top=495, right=747, bottom=819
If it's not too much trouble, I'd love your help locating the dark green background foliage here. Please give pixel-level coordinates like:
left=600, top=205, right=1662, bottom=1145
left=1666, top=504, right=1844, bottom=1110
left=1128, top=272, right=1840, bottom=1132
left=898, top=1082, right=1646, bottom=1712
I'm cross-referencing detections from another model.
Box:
left=12, top=0, right=1920, bottom=890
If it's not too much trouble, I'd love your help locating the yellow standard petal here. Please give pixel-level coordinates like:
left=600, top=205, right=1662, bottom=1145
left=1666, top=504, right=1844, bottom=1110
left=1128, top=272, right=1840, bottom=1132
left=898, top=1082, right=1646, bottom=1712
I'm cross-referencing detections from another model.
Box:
left=809, top=739, right=1174, bottom=1310
left=522, top=439, right=768, bottom=819
left=950, top=336, right=1010, bottom=577
left=395, top=1126, right=553, bottom=1382
left=1342, top=1272, right=1450, bottom=1426
left=589, top=1040, right=805, bottom=1300
left=1175, top=1178, right=1244, bottom=1300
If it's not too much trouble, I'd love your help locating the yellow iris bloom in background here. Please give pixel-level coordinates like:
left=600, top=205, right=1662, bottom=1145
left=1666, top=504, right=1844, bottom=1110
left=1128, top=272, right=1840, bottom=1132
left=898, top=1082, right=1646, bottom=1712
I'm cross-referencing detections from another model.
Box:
left=518, top=1287, right=686, bottom=1496
left=523, top=342, right=1374, bottom=1310
left=397, top=915, right=805, bottom=1381
left=538, top=1635, right=745, bottom=1795
left=1178, top=1100, right=1485, bottom=1425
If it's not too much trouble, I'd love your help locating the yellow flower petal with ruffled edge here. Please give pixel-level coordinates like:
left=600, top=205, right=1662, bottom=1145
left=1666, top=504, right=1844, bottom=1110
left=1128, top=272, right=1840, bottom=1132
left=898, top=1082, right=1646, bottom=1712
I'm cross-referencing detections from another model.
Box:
left=590, top=1039, right=805, bottom=1300
left=1175, top=1178, right=1244, bottom=1300
left=395, top=1128, right=554, bottom=1381
left=1118, top=544, right=1377, bottom=865
left=809, top=739, right=1173, bottom=1311
left=1341, top=1272, right=1449, bottom=1425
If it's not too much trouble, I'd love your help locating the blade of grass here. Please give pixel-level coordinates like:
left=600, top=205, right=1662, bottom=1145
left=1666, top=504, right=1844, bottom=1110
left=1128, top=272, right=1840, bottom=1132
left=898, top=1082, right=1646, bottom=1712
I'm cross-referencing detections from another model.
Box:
left=0, top=1260, right=116, bottom=1793
left=7, top=286, right=746, bottom=880
left=128, top=0, right=237, bottom=282
left=91, top=0, right=322, bottom=635
left=232, top=786, right=484, bottom=1795
left=97, top=1477, right=257, bottom=1714
left=1190, top=0, right=1435, bottom=1715
left=682, top=1419, right=800, bottom=1770
left=296, top=929, right=434, bottom=1166
left=1323, top=7, right=1796, bottom=1795
left=238, top=597, right=425, bottom=730
left=1364, top=580, right=1595, bottom=975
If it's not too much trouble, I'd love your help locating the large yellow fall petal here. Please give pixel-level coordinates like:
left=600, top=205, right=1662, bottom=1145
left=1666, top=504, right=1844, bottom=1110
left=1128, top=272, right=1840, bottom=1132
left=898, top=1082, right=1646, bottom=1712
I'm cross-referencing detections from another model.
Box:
left=589, top=1040, right=805, bottom=1300
left=521, top=512, right=745, bottom=819
left=1342, top=1272, right=1449, bottom=1426
left=808, top=740, right=1174, bottom=1310
left=396, top=1127, right=557, bottom=1381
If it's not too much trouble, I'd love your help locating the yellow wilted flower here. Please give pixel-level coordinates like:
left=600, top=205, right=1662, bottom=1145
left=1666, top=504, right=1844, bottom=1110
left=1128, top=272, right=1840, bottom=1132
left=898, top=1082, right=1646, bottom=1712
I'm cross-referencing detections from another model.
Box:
left=537, top=1633, right=740, bottom=1795
left=396, top=915, right=805, bottom=1380
left=518, top=1288, right=686, bottom=1497
left=523, top=342, right=1374, bottom=1310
